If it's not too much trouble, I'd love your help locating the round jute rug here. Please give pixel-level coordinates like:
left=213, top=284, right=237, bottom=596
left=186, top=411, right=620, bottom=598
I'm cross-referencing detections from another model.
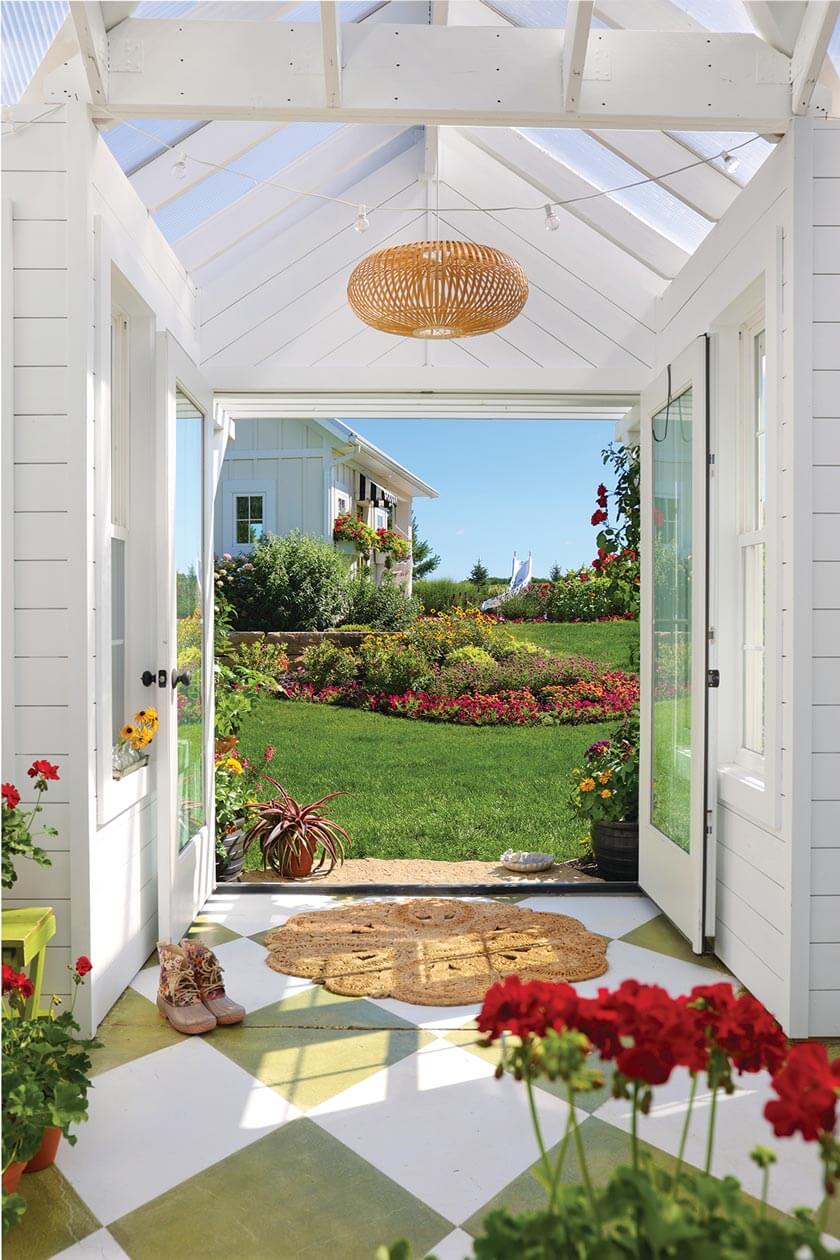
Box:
left=263, top=898, right=609, bottom=1006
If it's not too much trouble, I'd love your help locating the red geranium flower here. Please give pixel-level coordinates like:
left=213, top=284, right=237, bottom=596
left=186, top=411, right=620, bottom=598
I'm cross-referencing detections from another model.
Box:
left=17, top=975, right=34, bottom=1000
left=764, top=1043, right=840, bottom=1142
left=27, top=759, right=60, bottom=781
left=74, top=955, right=93, bottom=977
left=596, top=483, right=607, bottom=498
left=591, top=509, right=608, bottom=526
left=478, top=976, right=579, bottom=1041
left=2, top=963, right=33, bottom=999
left=2, top=783, right=20, bottom=810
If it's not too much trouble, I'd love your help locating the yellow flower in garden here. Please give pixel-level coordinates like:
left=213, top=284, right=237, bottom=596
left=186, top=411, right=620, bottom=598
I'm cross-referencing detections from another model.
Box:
left=600, top=788, right=612, bottom=799
left=225, top=757, right=244, bottom=775
left=598, top=769, right=612, bottom=784
left=580, top=777, right=596, bottom=793
left=572, top=767, right=581, bottom=775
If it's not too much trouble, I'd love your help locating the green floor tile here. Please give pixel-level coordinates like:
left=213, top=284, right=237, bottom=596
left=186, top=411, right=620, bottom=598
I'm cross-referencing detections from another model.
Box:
left=109, top=1117, right=453, bottom=1260
left=3, top=1166, right=100, bottom=1260
left=620, top=914, right=729, bottom=971
left=206, top=988, right=431, bottom=1108
left=88, top=986, right=183, bottom=1076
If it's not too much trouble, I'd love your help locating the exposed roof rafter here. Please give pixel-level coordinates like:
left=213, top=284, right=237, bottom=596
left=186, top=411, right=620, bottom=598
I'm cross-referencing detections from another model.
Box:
left=69, top=2, right=109, bottom=105
left=320, top=1, right=342, bottom=109
left=790, top=0, right=840, bottom=114
left=563, top=1, right=594, bottom=113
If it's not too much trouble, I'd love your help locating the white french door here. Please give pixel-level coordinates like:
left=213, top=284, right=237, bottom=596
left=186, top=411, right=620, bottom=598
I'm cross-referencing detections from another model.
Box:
left=639, top=336, right=711, bottom=953
left=155, top=334, right=215, bottom=944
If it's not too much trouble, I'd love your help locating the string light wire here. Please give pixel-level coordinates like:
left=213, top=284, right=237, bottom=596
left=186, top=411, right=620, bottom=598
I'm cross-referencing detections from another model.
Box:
left=1, top=106, right=766, bottom=223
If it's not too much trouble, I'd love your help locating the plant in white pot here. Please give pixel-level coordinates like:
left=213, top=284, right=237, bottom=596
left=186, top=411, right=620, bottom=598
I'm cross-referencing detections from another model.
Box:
left=569, top=712, right=638, bottom=881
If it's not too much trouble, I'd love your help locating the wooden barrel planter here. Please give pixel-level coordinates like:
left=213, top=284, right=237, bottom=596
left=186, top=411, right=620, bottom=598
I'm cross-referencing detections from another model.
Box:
left=591, top=820, right=639, bottom=882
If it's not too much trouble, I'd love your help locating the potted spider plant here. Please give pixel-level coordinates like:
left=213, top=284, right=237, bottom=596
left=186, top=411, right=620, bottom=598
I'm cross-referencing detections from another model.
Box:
left=243, top=777, right=350, bottom=879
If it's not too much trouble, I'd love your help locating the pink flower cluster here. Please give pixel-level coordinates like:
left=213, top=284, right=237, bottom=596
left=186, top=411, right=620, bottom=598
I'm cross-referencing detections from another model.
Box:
left=282, top=672, right=639, bottom=728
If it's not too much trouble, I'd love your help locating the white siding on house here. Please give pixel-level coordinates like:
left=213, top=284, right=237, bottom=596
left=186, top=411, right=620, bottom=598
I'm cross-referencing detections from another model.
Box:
left=2, top=107, right=74, bottom=1005
left=809, top=123, right=840, bottom=1036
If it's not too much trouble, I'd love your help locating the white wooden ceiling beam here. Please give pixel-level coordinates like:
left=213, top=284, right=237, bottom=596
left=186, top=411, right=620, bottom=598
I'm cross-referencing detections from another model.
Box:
left=320, top=1, right=342, bottom=109
left=129, top=120, right=287, bottom=212
left=790, top=1, right=839, bottom=114
left=431, top=1, right=451, bottom=22
left=56, top=21, right=793, bottom=130
left=587, top=129, right=737, bottom=220
left=593, top=0, right=704, bottom=32
left=563, top=1, right=594, bottom=112
left=457, top=125, right=690, bottom=279
left=69, top=2, right=109, bottom=106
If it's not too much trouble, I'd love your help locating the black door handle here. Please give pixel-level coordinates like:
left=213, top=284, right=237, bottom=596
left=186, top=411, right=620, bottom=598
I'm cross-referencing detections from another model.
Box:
left=142, top=669, right=168, bottom=688
left=172, top=669, right=192, bottom=689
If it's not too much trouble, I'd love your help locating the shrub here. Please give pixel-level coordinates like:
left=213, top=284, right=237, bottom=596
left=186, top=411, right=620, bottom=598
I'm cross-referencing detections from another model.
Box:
left=219, top=533, right=349, bottom=631
left=545, top=570, right=618, bottom=622
left=356, top=635, right=433, bottom=694
left=434, top=649, right=599, bottom=697
left=495, top=583, right=552, bottom=620
left=405, top=608, right=498, bottom=663
left=444, top=645, right=496, bottom=668
left=232, top=639, right=289, bottom=678
left=413, top=578, right=483, bottom=613
left=299, top=641, right=358, bottom=690
left=342, top=573, right=420, bottom=631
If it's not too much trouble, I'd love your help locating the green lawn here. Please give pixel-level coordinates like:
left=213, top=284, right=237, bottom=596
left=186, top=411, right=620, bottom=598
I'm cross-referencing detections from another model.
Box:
left=504, top=620, right=639, bottom=671
left=239, top=698, right=610, bottom=867
left=234, top=618, right=636, bottom=867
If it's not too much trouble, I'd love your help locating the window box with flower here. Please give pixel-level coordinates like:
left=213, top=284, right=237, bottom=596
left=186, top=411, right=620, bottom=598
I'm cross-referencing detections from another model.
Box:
left=374, top=527, right=411, bottom=567
left=112, top=708, right=158, bottom=779
left=333, top=513, right=377, bottom=557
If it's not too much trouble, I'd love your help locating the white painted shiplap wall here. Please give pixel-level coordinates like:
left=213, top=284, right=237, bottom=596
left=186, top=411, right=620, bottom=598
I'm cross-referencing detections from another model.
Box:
left=809, top=123, right=840, bottom=1037
left=2, top=107, right=75, bottom=1007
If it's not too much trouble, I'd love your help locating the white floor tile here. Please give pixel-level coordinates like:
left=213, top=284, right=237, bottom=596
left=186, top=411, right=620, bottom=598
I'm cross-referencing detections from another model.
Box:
left=596, top=1066, right=826, bottom=1215
left=572, top=939, right=728, bottom=998
left=430, top=1228, right=476, bottom=1259
left=56, top=1038, right=300, bottom=1223
left=518, top=894, right=659, bottom=939
left=52, top=1229, right=130, bottom=1260
left=130, top=935, right=313, bottom=1013
left=310, top=1037, right=570, bottom=1224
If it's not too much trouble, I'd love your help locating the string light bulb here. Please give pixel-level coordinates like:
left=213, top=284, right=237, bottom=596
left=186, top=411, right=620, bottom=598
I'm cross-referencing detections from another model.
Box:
left=721, top=151, right=740, bottom=173
left=172, top=149, right=188, bottom=181
left=354, top=204, right=370, bottom=233
left=544, top=203, right=561, bottom=232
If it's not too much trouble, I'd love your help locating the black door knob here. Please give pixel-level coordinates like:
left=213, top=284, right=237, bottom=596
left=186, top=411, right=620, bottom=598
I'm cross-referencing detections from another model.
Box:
left=172, top=669, right=192, bottom=689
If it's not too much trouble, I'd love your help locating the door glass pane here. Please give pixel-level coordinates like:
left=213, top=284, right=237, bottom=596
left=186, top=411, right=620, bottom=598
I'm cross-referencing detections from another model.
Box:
left=175, top=389, right=205, bottom=850
left=651, top=388, right=693, bottom=851
left=742, top=541, right=766, bottom=754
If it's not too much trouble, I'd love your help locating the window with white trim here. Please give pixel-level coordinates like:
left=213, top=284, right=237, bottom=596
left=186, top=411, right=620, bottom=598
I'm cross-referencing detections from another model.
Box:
left=110, top=310, right=130, bottom=745
left=739, top=324, right=767, bottom=761
left=234, top=493, right=264, bottom=546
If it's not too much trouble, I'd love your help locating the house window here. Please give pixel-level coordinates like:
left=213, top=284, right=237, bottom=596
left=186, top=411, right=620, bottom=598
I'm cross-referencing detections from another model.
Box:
left=740, top=326, right=767, bottom=758
left=235, top=494, right=264, bottom=545
left=373, top=506, right=391, bottom=531
left=110, top=311, right=130, bottom=744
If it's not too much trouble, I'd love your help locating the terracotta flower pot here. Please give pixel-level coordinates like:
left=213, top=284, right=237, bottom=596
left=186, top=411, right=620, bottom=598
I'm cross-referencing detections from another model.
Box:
left=3, top=1160, right=27, bottom=1194
left=282, top=841, right=315, bottom=879
left=24, top=1126, right=62, bottom=1173
left=215, top=735, right=239, bottom=756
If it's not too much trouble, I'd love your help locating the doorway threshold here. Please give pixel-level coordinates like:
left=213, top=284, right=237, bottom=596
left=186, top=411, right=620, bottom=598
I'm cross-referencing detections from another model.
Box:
left=218, top=880, right=642, bottom=896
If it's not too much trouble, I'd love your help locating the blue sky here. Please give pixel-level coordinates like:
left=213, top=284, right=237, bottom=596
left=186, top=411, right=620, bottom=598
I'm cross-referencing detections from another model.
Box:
left=348, top=419, right=618, bottom=580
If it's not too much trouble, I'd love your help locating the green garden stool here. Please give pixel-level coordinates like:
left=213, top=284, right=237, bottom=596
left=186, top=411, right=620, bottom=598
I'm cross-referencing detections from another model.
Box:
left=1, top=906, right=57, bottom=1017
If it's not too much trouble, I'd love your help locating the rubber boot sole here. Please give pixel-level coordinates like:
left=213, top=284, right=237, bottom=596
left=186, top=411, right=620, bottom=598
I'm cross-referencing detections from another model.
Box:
left=156, top=994, right=217, bottom=1035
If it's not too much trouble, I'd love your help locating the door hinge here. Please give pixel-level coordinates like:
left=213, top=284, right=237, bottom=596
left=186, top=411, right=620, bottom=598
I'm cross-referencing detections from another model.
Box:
left=707, top=668, right=720, bottom=688
left=708, top=452, right=715, bottom=467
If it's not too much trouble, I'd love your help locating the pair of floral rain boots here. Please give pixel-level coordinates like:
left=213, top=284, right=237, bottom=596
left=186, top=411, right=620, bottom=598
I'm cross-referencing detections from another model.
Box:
left=156, top=939, right=245, bottom=1035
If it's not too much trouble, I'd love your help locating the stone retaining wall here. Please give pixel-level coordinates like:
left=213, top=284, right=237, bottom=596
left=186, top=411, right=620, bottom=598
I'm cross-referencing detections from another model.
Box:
left=229, top=629, right=393, bottom=660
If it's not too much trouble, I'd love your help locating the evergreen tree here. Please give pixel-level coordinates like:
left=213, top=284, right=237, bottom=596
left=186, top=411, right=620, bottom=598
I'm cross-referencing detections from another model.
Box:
left=469, top=559, right=490, bottom=586
left=411, top=513, right=441, bottom=579
left=549, top=563, right=562, bottom=582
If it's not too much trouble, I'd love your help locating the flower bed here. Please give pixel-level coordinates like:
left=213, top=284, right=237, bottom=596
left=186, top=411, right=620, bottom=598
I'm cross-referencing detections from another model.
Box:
left=280, top=670, right=639, bottom=728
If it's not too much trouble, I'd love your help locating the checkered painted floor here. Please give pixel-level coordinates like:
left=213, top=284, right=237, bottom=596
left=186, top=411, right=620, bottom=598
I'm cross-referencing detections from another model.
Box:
left=7, top=890, right=839, bottom=1259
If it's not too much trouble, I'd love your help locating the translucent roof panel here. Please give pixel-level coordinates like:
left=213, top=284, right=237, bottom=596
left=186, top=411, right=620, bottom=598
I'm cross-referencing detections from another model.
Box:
left=829, top=16, right=840, bottom=74
left=283, top=1, right=385, bottom=19
left=1, top=0, right=68, bottom=105
left=104, top=119, right=208, bottom=175
left=154, top=121, right=342, bottom=241
left=669, top=131, right=774, bottom=187
left=669, top=0, right=752, bottom=31
left=522, top=128, right=713, bottom=252
left=484, top=1, right=607, bottom=28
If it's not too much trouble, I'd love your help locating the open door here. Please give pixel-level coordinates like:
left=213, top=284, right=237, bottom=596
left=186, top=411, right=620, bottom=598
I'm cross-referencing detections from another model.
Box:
left=639, top=336, right=711, bottom=953
left=156, top=334, right=215, bottom=944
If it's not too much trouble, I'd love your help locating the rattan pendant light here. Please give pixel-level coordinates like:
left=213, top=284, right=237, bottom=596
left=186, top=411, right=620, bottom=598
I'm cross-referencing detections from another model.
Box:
left=347, top=239, right=529, bottom=339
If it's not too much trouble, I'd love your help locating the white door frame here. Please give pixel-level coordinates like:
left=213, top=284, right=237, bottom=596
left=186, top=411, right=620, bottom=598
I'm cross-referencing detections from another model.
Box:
left=639, top=336, right=711, bottom=953
left=156, top=333, right=215, bottom=945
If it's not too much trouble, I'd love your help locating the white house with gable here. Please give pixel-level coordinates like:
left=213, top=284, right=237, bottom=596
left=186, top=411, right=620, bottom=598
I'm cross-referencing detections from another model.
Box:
left=214, top=414, right=438, bottom=591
